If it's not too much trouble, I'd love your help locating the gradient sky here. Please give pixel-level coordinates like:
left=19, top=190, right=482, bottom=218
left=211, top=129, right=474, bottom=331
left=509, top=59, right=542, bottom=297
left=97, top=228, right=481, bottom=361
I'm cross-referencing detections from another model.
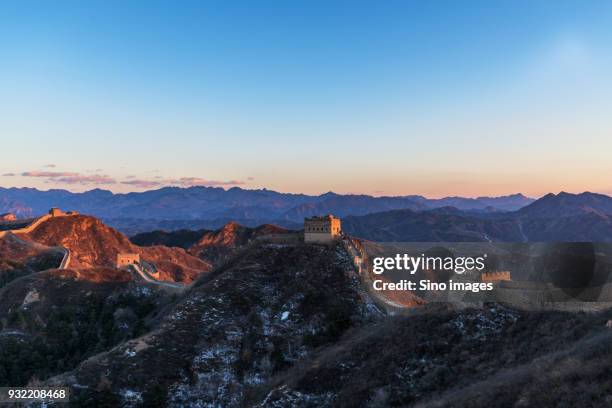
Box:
left=1, top=1, right=612, bottom=198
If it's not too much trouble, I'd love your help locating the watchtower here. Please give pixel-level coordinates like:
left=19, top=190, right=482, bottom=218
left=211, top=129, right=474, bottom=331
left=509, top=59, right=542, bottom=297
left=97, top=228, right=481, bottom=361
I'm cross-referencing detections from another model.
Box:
left=304, top=214, right=341, bottom=243
left=116, top=253, right=140, bottom=268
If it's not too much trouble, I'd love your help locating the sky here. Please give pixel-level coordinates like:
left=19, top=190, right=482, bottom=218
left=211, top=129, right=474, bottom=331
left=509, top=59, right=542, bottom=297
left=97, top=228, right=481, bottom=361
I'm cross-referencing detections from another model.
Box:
left=1, top=0, right=612, bottom=198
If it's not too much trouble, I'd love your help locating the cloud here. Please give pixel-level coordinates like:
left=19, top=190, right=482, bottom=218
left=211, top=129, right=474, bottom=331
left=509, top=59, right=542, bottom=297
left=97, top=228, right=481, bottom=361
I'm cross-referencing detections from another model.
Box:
left=22, top=171, right=80, bottom=178
left=1, top=173, right=15, bottom=177
left=169, top=177, right=245, bottom=187
left=55, top=175, right=117, bottom=185
left=117, top=177, right=245, bottom=189
left=43, top=164, right=56, bottom=168
left=16, top=170, right=244, bottom=190
left=247, top=176, right=255, bottom=181
left=121, top=179, right=163, bottom=188
left=21, top=170, right=116, bottom=185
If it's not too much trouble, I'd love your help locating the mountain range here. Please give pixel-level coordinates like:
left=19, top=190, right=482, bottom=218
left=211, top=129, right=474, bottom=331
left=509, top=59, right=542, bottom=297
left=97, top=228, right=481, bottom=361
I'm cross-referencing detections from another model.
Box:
left=121, top=191, right=612, bottom=246
left=2, top=228, right=610, bottom=406
left=3, top=187, right=612, bottom=241
left=2, top=197, right=612, bottom=405
left=101, top=191, right=612, bottom=242
left=0, top=186, right=533, bottom=232
left=343, top=192, right=612, bottom=242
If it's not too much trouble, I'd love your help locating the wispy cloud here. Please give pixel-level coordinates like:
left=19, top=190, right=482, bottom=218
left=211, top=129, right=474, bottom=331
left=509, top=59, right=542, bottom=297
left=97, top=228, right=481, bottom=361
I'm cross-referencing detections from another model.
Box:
left=43, top=164, right=56, bottom=168
left=22, top=171, right=80, bottom=178
left=55, top=175, right=117, bottom=185
left=20, top=170, right=116, bottom=185
left=12, top=169, right=245, bottom=190
left=170, top=177, right=245, bottom=187
left=119, top=177, right=245, bottom=189
left=121, top=179, right=163, bottom=188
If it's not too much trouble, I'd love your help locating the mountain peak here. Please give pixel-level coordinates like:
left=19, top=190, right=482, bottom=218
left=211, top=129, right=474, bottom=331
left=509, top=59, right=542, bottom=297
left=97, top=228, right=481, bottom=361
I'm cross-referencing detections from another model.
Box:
left=518, top=191, right=612, bottom=218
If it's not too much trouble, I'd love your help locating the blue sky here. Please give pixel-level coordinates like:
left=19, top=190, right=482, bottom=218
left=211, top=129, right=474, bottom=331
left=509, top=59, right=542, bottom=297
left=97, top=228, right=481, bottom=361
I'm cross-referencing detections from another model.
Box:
left=1, top=1, right=611, bottom=197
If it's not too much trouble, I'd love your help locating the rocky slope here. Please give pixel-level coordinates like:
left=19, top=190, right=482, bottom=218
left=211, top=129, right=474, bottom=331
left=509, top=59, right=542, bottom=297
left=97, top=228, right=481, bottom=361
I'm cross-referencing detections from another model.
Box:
left=0, top=233, right=64, bottom=288
left=130, top=229, right=211, bottom=249
left=1, top=232, right=609, bottom=407
left=260, top=304, right=612, bottom=407
left=24, top=215, right=211, bottom=282
left=36, top=240, right=612, bottom=407
left=132, top=222, right=294, bottom=266
left=187, top=222, right=291, bottom=265
left=0, top=267, right=172, bottom=388
left=44, top=242, right=382, bottom=406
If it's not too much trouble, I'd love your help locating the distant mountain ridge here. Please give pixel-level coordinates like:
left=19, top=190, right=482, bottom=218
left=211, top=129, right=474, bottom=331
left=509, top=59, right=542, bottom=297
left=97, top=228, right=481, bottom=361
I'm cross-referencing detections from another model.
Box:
left=0, top=186, right=534, bottom=233
left=125, top=192, right=612, bottom=244
left=517, top=191, right=612, bottom=218
left=343, top=192, right=612, bottom=242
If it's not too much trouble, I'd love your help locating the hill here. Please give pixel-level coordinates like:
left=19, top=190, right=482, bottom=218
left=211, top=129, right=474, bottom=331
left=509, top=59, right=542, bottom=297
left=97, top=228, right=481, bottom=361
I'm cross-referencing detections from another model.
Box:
left=0, top=266, right=173, bottom=387
left=187, top=222, right=292, bottom=265
left=32, top=242, right=612, bottom=407
left=24, top=215, right=211, bottom=282
left=0, top=233, right=64, bottom=288
left=130, top=229, right=211, bottom=249
left=131, top=222, right=294, bottom=266
left=259, top=305, right=612, bottom=407
left=43, top=242, right=382, bottom=406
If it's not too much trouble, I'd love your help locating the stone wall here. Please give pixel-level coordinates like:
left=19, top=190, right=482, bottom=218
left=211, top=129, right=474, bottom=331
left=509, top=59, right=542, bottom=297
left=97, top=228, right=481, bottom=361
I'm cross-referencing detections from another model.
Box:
left=481, top=271, right=511, bottom=282
left=0, top=214, right=52, bottom=238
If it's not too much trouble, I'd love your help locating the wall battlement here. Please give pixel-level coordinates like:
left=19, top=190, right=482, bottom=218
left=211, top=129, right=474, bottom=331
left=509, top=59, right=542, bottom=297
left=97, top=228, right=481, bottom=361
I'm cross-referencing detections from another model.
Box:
left=116, top=253, right=140, bottom=268
left=481, top=271, right=512, bottom=282
left=0, top=209, right=78, bottom=238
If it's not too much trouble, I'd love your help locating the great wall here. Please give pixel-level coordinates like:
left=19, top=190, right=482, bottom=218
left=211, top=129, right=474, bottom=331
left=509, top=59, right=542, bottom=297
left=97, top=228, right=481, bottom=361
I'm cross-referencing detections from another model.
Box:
left=3, top=209, right=612, bottom=311
left=0, top=208, right=74, bottom=269
left=330, top=216, right=612, bottom=313
left=0, top=208, right=179, bottom=287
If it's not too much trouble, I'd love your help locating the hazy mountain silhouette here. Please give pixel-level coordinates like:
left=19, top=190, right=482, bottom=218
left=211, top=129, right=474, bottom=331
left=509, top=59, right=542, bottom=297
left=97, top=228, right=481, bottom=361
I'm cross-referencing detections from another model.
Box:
left=0, top=187, right=534, bottom=233
left=517, top=191, right=612, bottom=218
left=343, top=192, right=612, bottom=242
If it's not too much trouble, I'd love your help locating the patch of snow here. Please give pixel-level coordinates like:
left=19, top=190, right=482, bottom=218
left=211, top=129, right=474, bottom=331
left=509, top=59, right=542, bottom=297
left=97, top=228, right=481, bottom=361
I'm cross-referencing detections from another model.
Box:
left=120, top=389, right=143, bottom=405
left=21, top=288, right=40, bottom=308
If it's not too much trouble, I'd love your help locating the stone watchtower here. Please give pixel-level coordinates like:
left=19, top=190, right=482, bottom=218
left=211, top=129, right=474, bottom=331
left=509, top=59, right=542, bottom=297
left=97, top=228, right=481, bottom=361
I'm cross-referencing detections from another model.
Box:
left=304, top=214, right=341, bottom=243
left=49, top=207, right=65, bottom=217
left=116, top=253, right=141, bottom=268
